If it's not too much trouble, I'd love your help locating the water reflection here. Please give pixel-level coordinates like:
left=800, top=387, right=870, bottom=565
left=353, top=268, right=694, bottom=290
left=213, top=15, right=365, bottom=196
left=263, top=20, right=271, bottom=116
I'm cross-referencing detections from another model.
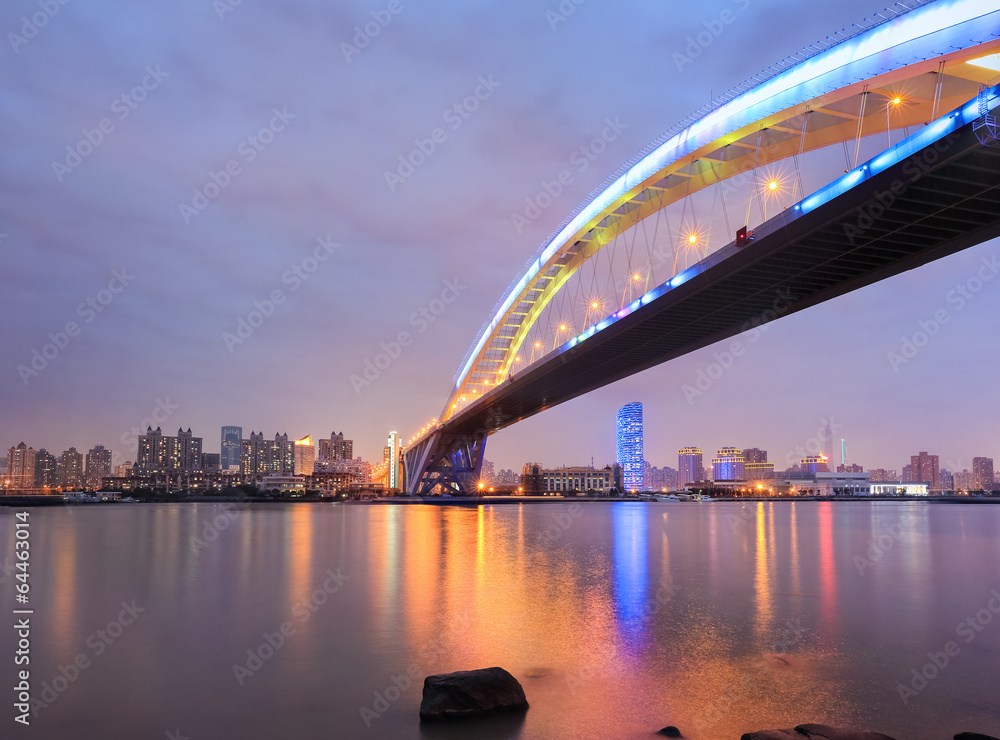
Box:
left=612, top=503, right=650, bottom=652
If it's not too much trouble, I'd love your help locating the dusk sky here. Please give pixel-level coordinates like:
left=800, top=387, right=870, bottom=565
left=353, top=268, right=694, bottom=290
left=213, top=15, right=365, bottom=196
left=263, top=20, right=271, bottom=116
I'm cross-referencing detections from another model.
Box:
left=2, top=0, right=998, bottom=475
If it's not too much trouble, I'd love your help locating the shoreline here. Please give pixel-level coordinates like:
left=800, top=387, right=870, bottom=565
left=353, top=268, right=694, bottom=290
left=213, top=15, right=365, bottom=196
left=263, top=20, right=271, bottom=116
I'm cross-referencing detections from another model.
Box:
left=2, top=494, right=998, bottom=507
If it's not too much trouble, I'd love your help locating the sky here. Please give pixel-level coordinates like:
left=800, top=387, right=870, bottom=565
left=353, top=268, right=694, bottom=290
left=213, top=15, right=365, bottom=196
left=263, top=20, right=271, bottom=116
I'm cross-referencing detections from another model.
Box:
left=2, top=0, right=998, bottom=476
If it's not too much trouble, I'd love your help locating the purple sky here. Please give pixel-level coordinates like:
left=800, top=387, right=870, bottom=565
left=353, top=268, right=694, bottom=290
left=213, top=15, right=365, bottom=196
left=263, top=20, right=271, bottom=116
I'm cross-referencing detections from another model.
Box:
left=2, top=0, right=998, bottom=476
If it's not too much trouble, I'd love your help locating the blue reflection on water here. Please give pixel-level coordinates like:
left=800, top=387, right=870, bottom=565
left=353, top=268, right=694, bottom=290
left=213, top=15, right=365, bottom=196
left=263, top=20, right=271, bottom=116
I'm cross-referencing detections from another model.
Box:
left=613, top=503, right=649, bottom=652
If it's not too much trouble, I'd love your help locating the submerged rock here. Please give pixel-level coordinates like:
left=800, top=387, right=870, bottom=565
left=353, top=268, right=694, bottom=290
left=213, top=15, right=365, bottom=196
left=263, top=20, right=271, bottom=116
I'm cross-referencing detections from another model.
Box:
left=419, top=666, right=529, bottom=721
left=741, top=725, right=896, bottom=740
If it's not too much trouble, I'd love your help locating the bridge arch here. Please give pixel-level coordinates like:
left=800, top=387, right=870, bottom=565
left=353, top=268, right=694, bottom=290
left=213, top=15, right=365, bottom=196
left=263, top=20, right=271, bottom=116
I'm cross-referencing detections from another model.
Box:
left=441, top=0, right=1000, bottom=424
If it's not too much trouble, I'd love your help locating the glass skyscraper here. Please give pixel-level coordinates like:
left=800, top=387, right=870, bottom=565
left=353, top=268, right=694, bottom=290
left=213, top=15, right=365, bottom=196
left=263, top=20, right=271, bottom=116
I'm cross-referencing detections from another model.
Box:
left=221, top=426, right=242, bottom=471
left=616, top=402, right=644, bottom=492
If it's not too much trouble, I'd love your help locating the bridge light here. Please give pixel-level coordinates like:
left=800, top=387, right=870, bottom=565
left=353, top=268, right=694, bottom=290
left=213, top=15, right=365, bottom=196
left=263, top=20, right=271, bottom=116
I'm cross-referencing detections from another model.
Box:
left=768, top=180, right=778, bottom=191
left=892, top=97, right=901, bottom=105
left=534, top=342, right=541, bottom=348
left=632, top=273, right=641, bottom=281
left=515, top=356, right=522, bottom=362
left=559, top=324, right=567, bottom=331
left=591, top=301, right=599, bottom=309
left=687, top=234, right=698, bottom=244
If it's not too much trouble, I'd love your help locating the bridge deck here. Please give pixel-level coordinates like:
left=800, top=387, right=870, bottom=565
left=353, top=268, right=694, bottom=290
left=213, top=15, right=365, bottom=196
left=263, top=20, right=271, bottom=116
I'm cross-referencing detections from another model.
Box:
left=442, top=118, right=1000, bottom=438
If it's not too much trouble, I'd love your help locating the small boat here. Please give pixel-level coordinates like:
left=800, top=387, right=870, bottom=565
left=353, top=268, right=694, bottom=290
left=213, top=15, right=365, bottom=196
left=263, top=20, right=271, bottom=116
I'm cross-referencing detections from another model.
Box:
left=652, top=493, right=681, bottom=502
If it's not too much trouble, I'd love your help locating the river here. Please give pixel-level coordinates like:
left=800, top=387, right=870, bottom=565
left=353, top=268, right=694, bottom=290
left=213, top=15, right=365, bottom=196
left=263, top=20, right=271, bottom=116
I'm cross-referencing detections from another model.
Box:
left=2, top=500, right=999, bottom=739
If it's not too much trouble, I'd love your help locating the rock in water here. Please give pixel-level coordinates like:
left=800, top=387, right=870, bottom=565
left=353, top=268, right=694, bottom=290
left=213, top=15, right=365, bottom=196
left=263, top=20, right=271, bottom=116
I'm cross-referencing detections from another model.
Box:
left=419, top=667, right=529, bottom=721
left=741, top=725, right=896, bottom=740
left=955, top=734, right=1000, bottom=740
left=657, top=726, right=683, bottom=737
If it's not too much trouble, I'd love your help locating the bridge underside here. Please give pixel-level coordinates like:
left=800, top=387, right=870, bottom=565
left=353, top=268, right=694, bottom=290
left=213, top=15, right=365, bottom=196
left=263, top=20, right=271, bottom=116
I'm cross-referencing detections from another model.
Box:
left=408, top=115, right=1000, bottom=486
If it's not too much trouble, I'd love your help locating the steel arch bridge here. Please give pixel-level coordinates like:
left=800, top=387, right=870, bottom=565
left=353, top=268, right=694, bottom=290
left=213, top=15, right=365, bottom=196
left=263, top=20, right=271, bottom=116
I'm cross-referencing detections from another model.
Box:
left=401, top=0, right=1000, bottom=496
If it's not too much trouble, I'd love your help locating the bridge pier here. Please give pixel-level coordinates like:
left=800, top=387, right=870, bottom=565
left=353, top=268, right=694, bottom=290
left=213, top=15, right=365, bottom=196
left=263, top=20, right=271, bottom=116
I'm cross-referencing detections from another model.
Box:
left=403, top=431, right=487, bottom=496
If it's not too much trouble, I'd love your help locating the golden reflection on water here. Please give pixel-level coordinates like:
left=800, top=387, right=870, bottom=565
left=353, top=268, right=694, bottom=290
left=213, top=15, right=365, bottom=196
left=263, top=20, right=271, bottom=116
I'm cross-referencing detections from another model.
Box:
left=373, top=503, right=857, bottom=739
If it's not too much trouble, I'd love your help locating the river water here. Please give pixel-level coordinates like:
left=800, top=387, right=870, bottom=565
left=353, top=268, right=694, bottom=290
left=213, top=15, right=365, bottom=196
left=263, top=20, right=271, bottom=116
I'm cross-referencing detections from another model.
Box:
left=2, top=501, right=999, bottom=739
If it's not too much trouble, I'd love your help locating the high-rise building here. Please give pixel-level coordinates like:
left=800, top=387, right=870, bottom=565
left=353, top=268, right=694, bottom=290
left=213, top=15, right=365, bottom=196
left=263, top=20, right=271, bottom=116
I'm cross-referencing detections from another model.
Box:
left=114, top=461, right=134, bottom=478
left=869, top=468, right=897, bottom=483
left=241, top=432, right=294, bottom=477
left=384, top=431, right=402, bottom=490
left=616, top=402, right=644, bottom=491
left=5, top=443, right=36, bottom=489
left=59, top=447, right=84, bottom=489
left=85, top=445, right=112, bottom=488
left=712, top=447, right=745, bottom=481
left=480, top=459, right=496, bottom=485
left=939, top=469, right=954, bottom=491
left=221, top=426, right=242, bottom=470
left=743, top=447, right=768, bottom=464
left=138, top=427, right=203, bottom=473
left=201, top=453, right=221, bottom=473
left=910, top=451, right=940, bottom=490
left=972, top=457, right=994, bottom=491
left=678, top=447, right=704, bottom=486
left=801, top=455, right=830, bottom=474
left=34, top=449, right=58, bottom=488
left=294, top=436, right=315, bottom=476
left=319, top=431, right=353, bottom=462
left=901, top=464, right=912, bottom=482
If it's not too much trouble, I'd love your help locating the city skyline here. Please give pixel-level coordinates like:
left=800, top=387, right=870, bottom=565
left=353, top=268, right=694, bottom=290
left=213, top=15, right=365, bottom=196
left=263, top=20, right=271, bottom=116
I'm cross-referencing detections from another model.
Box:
left=3, top=0, right=999, bottom=476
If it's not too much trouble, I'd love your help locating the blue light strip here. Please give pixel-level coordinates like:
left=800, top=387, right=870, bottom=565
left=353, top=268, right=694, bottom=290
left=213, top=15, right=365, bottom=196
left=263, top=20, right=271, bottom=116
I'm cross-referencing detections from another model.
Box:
left=795, top=84, right=999, bottom=215
left=541, top=84, right=1000, bottom=364
left=454, top=0, right=1000, bottom=392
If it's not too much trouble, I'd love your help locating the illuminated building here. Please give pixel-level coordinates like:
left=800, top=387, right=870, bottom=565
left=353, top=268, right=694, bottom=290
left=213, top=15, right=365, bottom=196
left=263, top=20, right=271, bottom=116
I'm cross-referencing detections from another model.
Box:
left=712, top=447, right=745, bottom=481
left=973, top=457, right=994, bottom=491
left=220, top=426, right=242, bottom=470
left=259, top=475, right=305, bottom=493
left=201, top=453, right=221, bottom=473
left=138, top=427, right=203, bottom=473
left=678, top=447, right=704, bottom=486
left=910, top=451, right=940, bottom=490
left=837, top=463, right=864, bottom=473
left=85, top=444, right=112, bottom=488
left=537, top=464, right=621, bottom=494
left=870, top=482, right=929, bottom=496
left=241, top=432, right=294, bottom=478
left=801, top=455, right=830, bottom=474
left=869, top=468, right=896, bottom=482
left=954, top=469, right=973, bottom=492
left=294, top=436, right=315, bottom=476
left=59, top=447, right=84, bottom=489
left=5, top=442, right=36, bottom=489
left=34, top=449, right=58, bottom=488
left=745, top=461, right=775, bottom=480
left=319, top=431, right=353, bottom=462
left=616, top=402, right=644, bottom=491
left=384, top=431, right=401, bottom=490
left=742, top=447, right=768, bottom=464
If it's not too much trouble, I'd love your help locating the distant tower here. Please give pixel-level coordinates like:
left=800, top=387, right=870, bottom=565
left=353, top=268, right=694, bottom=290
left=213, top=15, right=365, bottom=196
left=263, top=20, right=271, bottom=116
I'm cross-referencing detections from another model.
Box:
left=221, top=426, right=243, bottom=470
left=616, top=402, right=644, bottom=492
left=85, top=444, right=112, bottom=488
left=384, top=431, right=401, bottom=490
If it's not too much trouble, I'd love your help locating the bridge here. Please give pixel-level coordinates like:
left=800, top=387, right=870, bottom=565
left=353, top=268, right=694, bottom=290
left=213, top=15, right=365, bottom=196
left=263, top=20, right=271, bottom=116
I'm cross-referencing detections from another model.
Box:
left=399, top=0, right=1000, bottom=496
